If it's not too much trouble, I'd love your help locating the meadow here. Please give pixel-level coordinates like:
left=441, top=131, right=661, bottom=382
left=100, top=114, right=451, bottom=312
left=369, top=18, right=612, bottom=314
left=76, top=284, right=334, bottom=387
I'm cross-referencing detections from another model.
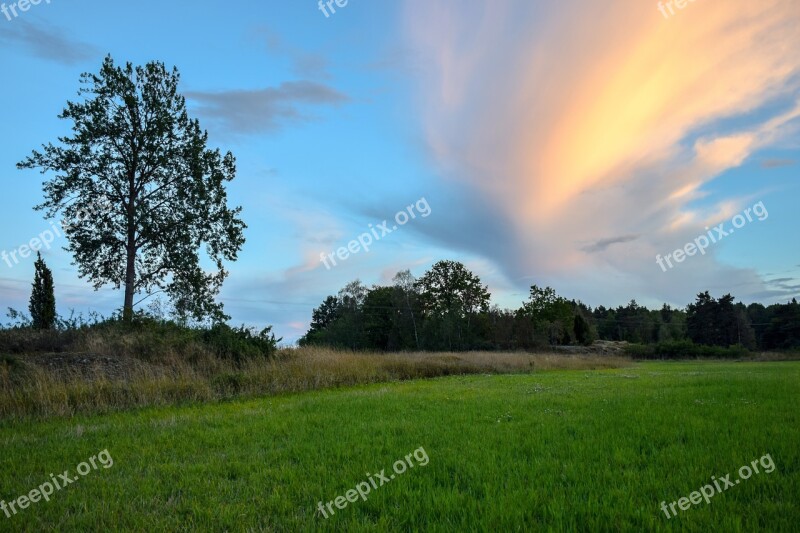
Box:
left=1, top=359, right=797, bottom=531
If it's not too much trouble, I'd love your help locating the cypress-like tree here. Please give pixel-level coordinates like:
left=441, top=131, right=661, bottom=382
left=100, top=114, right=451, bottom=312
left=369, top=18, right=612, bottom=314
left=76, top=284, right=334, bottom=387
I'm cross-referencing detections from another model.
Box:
left=30, top=252, right=56, bottom=329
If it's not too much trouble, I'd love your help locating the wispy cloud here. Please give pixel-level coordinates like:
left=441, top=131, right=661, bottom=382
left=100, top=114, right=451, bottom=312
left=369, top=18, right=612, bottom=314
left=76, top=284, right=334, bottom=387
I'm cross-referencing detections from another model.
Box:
left=186, top=81, right=349, bottom=135
left=251, top=26, right=333, bottom=80
left=0, top=20, right=97, bottom=65
left=403, top=0, right=800, bottom=305
left=761, top=158, right=796, bottom=168
left=581, top=235, right=640, bottom=253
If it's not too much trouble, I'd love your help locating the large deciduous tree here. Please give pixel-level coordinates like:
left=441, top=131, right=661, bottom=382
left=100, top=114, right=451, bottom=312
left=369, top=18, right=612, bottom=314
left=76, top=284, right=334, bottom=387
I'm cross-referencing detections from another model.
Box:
left=18, top=56, right=246, bottom=322
left=415, top=260, right=490, bottom=349
left=520, top=285, right=575, bottom=345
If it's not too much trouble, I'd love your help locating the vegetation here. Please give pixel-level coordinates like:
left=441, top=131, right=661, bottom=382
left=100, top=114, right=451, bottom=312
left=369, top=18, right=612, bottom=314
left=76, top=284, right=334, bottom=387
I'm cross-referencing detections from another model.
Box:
left=17, top=56, right=246, bottom=323
left=301, top=261, right=800, bottom=354
left=1, top=310, right=276, bottom=355
left=0, top=339, right=625, bottom=420
left=624, top=341, right=751, bottom=360
left=1, top=361, right=796, bottom=530
left=28, top=253, right=56, bottom=330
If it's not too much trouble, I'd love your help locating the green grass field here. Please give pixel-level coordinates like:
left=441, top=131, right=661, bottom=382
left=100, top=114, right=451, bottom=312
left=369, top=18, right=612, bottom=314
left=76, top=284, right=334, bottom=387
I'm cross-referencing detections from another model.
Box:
left=1, top=360, right=798, bottom=532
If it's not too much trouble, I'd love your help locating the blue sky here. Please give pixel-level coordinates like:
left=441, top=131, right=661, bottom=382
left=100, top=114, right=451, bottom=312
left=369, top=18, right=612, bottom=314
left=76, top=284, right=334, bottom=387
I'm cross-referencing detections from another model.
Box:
left=1, top=0, right=798, bottom=343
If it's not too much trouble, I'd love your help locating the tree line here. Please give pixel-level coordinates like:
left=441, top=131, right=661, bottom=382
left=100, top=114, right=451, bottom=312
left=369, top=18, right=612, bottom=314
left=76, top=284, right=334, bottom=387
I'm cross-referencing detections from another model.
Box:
left=300, top=260, right=800, bottom=352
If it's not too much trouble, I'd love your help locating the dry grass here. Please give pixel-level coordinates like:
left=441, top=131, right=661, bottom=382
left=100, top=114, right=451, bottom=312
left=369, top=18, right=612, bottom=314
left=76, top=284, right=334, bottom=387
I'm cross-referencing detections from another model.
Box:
left=748, top=351, right=800, bottom=362
left=0, top=347, right=631, bottom=420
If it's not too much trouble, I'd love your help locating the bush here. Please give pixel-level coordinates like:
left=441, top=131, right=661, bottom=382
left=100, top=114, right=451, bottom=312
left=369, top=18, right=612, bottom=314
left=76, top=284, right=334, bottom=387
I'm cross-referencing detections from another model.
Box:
left=201, top=324, right=280, bottom=362
left=626, top=340, right=750, bottom=359
left=0, top=309, right=280, bottom=362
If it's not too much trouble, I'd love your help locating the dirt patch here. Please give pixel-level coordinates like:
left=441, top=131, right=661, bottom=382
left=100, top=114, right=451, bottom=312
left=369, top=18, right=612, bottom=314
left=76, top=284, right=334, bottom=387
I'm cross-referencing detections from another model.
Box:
left=553, top=340, right=629, bottom=356
left=19, top=353, right=142, bottom=381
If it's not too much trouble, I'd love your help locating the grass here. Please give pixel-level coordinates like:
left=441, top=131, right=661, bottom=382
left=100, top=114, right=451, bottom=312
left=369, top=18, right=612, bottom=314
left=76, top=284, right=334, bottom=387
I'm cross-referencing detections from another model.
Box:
left=0, top=348, right=629, bottom=419
left=0, top=360, right=797, bottom=531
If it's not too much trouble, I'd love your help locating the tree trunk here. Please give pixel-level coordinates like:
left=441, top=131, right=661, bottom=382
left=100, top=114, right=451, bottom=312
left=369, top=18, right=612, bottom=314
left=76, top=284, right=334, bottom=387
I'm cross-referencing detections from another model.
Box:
left=122, top=241, right=136, bottom=322
left=122, top=171, right=137, bottom=322
left=406, top=293, right=419, bottom=349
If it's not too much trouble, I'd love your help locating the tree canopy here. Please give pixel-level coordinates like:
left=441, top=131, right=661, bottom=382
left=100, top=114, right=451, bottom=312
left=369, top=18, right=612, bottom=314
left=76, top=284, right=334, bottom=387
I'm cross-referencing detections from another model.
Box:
left=300, top=260, right=799, bottom=353
left=18, top=56, right=245, bottom=322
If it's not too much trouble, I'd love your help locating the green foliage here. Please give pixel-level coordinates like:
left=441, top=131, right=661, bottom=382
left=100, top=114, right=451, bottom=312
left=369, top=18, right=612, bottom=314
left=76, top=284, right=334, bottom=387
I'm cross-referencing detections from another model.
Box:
left=686, top=292, right=752, bottom=348
left=573, top=314, right=593, bottom=346
left=29, top=253, right=56, bottom=330
left=760, top=298, right=800, bottom=349
left=392, top=269, right=421, bottom=349
left=625, top=340, right=750, bottom=359
left=362, top=286, right=396, bottom=351
left=415, top=260, right=490, bottom=350
left=520, top=285, right=575, bottom=345
left=18, top=55, right=246, bottom=323
left=201, top=324, right=280, bottom=362
left=0, top=310, right=279, bottom=362
left=299, top=260, right=797, bottom=353
left=415, top=260, right=490, bottom=317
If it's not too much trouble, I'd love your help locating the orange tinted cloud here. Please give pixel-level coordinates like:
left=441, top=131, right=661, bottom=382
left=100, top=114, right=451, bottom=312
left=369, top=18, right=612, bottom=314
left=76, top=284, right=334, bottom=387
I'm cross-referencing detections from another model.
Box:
left=404, top=0, right=800, bottom=283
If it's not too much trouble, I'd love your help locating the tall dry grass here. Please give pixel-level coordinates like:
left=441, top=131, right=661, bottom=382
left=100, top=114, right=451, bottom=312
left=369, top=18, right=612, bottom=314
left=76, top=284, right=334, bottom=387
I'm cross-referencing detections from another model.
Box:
left=0, top=347, right=631, bottom=420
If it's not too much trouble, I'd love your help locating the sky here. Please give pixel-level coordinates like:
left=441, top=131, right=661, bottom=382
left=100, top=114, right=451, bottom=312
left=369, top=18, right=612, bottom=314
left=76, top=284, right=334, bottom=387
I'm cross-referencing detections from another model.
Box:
left=0, top=0, right=798, bottom=344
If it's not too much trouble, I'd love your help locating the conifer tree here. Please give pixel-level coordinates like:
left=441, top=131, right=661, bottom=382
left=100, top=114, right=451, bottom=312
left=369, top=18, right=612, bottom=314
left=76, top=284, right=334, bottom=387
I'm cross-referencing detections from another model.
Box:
left=30, top=252, right=56, bottom=330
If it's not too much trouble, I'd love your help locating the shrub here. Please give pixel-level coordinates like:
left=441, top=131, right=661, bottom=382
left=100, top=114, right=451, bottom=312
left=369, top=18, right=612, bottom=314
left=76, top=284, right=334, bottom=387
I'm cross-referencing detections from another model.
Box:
left=201, top=324, right=280, bottom=362
left=0, top=309, right=280, bottom=363
left=626, top=340, right=750, bottom=359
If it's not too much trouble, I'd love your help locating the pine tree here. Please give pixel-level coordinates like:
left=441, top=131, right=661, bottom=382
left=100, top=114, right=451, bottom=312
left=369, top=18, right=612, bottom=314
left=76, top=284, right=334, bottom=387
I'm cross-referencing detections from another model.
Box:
left=29, top=252, right=56, bottom=330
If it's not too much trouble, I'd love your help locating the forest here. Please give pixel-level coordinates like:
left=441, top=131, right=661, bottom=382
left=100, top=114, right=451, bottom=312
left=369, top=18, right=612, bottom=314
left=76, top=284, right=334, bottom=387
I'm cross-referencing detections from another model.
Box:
left=300, top=260, right=800, bottom=354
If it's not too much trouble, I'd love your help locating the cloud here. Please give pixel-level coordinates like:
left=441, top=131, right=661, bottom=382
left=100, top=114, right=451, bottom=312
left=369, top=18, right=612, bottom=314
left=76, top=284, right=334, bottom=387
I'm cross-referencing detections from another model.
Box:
left=251, top=26, right=332, bottom=79
left=291, top=53, right=331, bottom=79
left=402, top=0, right=800, bottom=305
left=186, top=81, right=349, bottom=135
left=0, top=20, right=97, bottom=65
left=581, top=235, right=640, bottom=254
left=761, top=158, right=796, bottom=168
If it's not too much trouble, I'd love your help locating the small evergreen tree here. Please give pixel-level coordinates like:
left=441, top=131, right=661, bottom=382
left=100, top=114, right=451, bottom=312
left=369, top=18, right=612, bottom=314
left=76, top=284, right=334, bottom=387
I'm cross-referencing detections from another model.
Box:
left=573, top=314, right=592, bottom=346
left=29, top=253, right=56, bottom=329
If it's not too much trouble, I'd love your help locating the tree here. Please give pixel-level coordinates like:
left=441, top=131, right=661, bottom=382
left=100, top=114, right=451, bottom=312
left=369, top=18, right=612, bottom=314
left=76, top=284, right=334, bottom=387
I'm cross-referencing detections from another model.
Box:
left=363, top=286, right=396, bottom=350
left=393, top=269, right=420, bottom=349
left=415, top=261, right=490, bottom=318
left=573, top=314, right=592, bottom=346
left=687, top=292, right=752, bottom=347
left=310, top=296, right=341, bottom=333
left=299, top=296, right=341, bottom=347
left=415, top=260, right=490, bottom=349
left=761, top=299, right=800, bottom=349
left=521, top=285, right=574, bottom=345
left=29, top=253, right=56, bottom=330
left=18, top=56, right=246, bottom=322
left=335, top=280, right=368, bottom=349
left=687, top=292, right=716, bottom=345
